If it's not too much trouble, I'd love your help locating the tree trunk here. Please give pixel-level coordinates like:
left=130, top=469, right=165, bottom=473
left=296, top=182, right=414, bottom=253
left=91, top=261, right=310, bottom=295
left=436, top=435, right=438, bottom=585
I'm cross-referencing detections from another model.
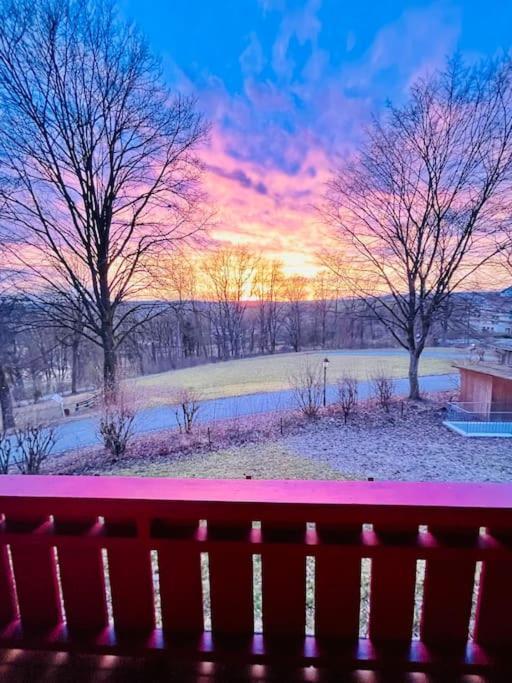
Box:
left=11, top=364, right=25, bottom=401
left=408, top=351, right=421, bottom=400
left=0, top=364, right=14, bottom=431
left=98, top=252, right=117, bottom=401
left=70, top=337, right=80, bottom=395
left=102, top=324, right=117, bottom=403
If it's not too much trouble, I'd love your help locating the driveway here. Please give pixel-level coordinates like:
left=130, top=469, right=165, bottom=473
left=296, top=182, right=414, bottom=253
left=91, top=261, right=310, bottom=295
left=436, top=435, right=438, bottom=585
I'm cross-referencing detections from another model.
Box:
left=47, top=372, right=458, bottom=456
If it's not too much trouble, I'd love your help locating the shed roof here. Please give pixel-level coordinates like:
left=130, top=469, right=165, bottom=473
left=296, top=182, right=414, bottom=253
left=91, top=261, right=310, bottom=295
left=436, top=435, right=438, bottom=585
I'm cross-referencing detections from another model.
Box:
left=454, top=361, right=512, bottom=381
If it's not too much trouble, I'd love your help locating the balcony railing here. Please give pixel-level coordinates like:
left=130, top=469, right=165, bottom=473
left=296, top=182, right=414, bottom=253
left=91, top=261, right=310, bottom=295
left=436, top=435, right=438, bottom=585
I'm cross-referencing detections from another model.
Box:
left=0, top=476, right=512, bottom=676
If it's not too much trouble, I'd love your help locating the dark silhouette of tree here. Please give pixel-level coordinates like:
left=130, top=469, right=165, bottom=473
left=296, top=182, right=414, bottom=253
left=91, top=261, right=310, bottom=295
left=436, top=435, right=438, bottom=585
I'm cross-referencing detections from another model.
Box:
left=0, top=0, right=208, bottom=400
left=252, top=258, right=285, bottom=353
left=323, top=57, right=512, bottom=399
left=0, top=289, right=20, bottom=430
left=283, top=276, right=308, bottom=352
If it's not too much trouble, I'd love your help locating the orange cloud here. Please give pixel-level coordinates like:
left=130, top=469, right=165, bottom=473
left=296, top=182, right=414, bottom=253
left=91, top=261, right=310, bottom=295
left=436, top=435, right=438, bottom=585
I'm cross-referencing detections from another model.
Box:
left=201, top=126, right=331, bottom=276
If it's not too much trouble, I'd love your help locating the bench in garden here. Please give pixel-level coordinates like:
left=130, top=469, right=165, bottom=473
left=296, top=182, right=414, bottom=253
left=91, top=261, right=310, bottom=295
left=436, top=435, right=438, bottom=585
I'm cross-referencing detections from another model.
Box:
left=74, top=393, right=100, bottom=412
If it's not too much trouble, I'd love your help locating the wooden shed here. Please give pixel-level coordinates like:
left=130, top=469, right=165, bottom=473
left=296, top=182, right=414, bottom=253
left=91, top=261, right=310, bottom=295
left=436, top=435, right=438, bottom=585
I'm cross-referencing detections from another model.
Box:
left=455, top=361, right=512, bottom=417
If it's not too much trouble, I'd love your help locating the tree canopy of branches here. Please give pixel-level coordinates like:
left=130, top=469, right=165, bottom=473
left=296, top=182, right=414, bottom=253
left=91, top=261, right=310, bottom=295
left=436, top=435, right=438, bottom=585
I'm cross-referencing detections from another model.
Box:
left=0, top=0, right=207, bottom=399
left=252, top=259, right=285, bottom=353
left=201, top=246, right=259, bottom=359
left=323, top=56, right=512, bottom=399
left=283, top=275, right=309, bottom=352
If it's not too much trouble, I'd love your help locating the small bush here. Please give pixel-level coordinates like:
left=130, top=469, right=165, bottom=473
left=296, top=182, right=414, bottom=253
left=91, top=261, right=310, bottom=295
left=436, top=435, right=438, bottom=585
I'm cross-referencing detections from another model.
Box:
left=99, top=403, right=135, bottom=458
left=171, top=388, right=202, bottom=434
left=14, top=424, right=56, bottom=474
left=0, top=431, right=12, bottom=473
left=289, top=362, right=323, bottom=418
left=370, top=372, right=394, bottom=412
left=337, top=376, right=359, bottom=424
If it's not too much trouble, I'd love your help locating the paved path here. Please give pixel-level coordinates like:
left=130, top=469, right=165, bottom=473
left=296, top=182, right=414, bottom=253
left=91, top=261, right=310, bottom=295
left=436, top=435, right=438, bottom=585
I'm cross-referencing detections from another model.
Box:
left=46, top=372, right=458, bottom=456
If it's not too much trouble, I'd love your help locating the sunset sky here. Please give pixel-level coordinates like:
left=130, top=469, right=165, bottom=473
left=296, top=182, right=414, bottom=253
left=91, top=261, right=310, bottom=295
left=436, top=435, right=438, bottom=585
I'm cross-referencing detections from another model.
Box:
left=119, top=0, right=512, bottom=276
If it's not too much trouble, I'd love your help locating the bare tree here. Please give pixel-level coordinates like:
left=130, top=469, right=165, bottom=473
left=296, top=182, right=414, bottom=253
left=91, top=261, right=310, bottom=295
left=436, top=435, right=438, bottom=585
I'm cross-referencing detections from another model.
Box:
left=201, top=246, right=259, bottom=359
left=0, top=359, right=14, bottom=431
left=370, top=372, right=394, bottom=412
left=312, top=271, right=332, bottom=348
left=337, top=375, right=359, bottom=424
left=500, top=232, right=512, bottom=298
left=0, top=293, right=19, bottom=430
left=289, top=362, right=323, bottom=418
left=252, top=258, right=285, bottom=353
left=171, top=387, right=201, bottom=434
left=323, top=57, right=512, bottom=398
left=0, top=431, right=11, bottom=473
left=99, top=401, right=135, bottom=459
left=161, top=252, right=209, bottom=360
left=283, top=276, right=309, bottom=352
left=14, top=423, right=56, bottom=473
left=0, top=0, right=208, bottom=400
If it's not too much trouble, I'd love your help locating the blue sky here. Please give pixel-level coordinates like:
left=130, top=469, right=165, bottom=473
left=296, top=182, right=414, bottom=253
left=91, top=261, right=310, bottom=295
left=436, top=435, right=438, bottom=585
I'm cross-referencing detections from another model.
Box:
left=118, top=0, right=512, bottom=273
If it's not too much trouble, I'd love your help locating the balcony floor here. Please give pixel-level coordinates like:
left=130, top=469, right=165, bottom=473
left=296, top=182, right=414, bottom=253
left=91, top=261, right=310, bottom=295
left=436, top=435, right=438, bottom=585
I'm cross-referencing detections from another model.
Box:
left=0, top=650, right=498, bottom=683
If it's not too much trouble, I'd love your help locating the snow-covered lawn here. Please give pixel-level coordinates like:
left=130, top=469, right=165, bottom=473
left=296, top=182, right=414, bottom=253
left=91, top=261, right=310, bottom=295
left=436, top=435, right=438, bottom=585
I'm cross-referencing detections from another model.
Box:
left=278, top=410, right=512, bottom=482
left=61, top=398, right=512, bottom=482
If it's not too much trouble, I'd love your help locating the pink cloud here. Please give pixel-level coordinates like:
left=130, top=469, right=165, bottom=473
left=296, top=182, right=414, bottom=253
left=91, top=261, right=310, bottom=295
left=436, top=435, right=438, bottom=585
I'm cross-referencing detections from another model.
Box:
left=181, top=2, right=464, bottom=275
left=199, top=124, right=332, bottom=275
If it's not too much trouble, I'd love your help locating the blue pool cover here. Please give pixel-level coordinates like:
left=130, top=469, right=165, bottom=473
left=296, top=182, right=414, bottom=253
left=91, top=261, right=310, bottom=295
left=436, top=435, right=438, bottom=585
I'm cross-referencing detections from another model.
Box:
left=444, top=421, right=512, bottom=437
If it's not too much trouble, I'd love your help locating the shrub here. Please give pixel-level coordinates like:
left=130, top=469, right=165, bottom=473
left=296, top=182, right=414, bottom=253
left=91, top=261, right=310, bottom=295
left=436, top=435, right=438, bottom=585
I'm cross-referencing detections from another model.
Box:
left=99, top=403, right=135, bottom=458
left=370, top=372, right=394, bottom=412
left=289, top=362, right=323, bottom=418
left=337, top=376, right=359, bottom=424
left=14, top=424, right=56, bottom=474
left=171, top=388, right=202, bottom=434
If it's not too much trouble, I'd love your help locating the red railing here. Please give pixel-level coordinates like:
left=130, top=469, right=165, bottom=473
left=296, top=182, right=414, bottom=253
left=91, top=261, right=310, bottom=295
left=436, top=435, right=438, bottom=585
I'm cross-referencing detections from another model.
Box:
left=0, top=476, right=511, bottom=675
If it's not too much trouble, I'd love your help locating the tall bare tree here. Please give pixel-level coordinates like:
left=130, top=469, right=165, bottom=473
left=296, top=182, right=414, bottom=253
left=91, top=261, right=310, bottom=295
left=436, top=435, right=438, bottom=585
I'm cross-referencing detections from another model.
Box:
left=323, top=57, right=512, bottom=398
left=252, top=258, right=285, bottom=353
left=0, top=0, right=207, bottom=399
left=283, top=275, right=309, bottom=352
left=201, top=246, right=259, bottom=359
left=160, top=252, right=208, bottom=359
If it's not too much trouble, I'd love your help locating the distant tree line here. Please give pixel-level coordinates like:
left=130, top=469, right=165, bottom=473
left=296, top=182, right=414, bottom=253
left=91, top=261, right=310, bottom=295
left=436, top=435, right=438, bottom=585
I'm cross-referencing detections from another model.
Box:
left=0, top=253, right=487, bottom=430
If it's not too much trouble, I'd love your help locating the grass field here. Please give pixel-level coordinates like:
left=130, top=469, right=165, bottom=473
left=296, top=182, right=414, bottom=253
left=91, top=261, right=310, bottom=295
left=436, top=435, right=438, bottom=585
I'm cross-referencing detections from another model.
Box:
left=12, top=347, right=461, bottom=425
left=131, top=347, right=460, bottom=405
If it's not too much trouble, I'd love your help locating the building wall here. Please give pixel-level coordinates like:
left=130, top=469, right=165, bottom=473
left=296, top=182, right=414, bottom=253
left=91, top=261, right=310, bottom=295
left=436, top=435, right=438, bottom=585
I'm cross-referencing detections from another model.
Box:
left=491, top=377, right=512, bottom=412
left=460, top=369, right=493, bottom=417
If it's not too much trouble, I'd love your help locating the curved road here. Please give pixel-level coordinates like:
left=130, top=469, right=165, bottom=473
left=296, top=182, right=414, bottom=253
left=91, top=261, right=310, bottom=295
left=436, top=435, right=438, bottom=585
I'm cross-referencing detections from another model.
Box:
left=48, top=372, right=458, bottom=456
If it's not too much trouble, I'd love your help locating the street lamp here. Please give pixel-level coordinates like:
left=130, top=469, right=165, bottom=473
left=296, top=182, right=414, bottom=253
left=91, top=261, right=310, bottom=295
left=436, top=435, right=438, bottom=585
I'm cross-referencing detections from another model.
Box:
left=323, top=357, right=330, bottom=407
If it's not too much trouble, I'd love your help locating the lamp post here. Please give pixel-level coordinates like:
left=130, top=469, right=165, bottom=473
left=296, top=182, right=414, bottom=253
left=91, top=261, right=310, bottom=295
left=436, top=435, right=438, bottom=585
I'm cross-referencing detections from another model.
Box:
left=323, top=357, right=329, bottom=407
